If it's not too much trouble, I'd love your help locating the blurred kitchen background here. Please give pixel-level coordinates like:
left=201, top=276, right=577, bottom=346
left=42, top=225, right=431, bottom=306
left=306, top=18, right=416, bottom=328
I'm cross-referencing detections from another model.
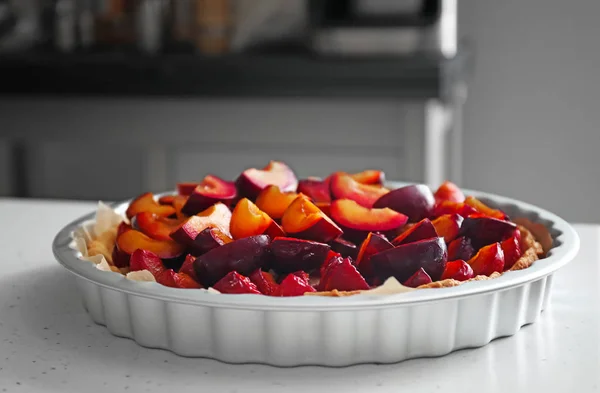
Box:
left=0, top=0, right=598, bottom=223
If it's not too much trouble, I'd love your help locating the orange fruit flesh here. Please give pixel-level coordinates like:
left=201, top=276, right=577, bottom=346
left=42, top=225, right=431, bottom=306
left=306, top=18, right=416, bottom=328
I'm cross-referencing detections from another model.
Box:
left=281, top=196, right=330, bottom=234
left=230, top=198, right=273, bottom=239
left=255, top=185, right=299, bottom=219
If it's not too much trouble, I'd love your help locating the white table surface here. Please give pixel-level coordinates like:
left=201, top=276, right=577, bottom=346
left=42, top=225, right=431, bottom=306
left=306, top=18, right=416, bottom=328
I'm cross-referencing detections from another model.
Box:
left=0, top=199, right=598, bottom=393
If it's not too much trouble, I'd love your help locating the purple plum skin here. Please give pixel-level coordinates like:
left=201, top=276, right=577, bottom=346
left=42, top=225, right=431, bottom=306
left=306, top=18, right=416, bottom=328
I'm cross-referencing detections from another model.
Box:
left=373, top=184, right=435, bottom=222
left=392, top=218, right=438, bottom=246
left=271, top=237, right=331, bottom=274
left=329, top=237, right=358, bottom=259
left=448, top=236, right=476, bottom=261
left=193, top=235, right=271, bottom=286
left=370, top=236, right=448, bottom=282
left=459, top=216, right=517, bottom=248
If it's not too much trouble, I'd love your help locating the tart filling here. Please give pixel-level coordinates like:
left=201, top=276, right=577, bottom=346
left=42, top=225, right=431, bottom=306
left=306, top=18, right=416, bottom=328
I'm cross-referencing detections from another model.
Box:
left=74, top=162, right=549, bottom=296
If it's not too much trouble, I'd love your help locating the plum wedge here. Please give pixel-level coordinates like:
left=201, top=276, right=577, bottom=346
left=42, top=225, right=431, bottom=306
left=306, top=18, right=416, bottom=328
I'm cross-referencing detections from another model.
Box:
left=194, top=227, right=233, bottom=255
left=447, top=236, right=476, bottom=261
left=126, top=192, right=175, bottom=219
left=169, top=202, right=232, bottom=248
left=249, top=270, right=279, bottom=296
left=373, top=184, right=435, bottom=222
left=236, top=161, right=298, bottom=200
left=434, top=181, right=465, bottom=203
left=330, top=199, right=408, bottom=243
left=193, top=235, right=271, bottom=287
left=181, top=175, right=237, bottom=215
left=230, top=198, right=285, bottom=240
left=297, top=179, right=331, bottom=203
left=129, top=249, right=165, bottom=277
left=392, top=218, right=438, bottom=246
left=136, top=212, right=185, bottom=242
left=431, top=214, right=464, bottom=243
left=320, top=255, right=369, bottom=292
left=117, top=229, right=185, bottom=260
left=277, top=272, right=316, bottom=296
left=464, top=196, right=507, bottom=220
left=370, top=237, right=448, bottom=282
left=467, top=243, right=505, bottom=276
left=329, top=173, right=389, bottom=208
left=329, top=237, right=358, bottom=259
left=441, top=260, right=474, bottom=281
left=281, top=196, right=342, bottom=243
left=347, top=170, right=385, bottom=186
left=270, top=237, right=331, bottom=274
left=325, top=170, right=385, bottom=187
left=213, top=271, right=262, bottom=294
left=255, top=185, right=300, bottom=220
left=403, top=268, right=433, bottom=288
left=501, top=235, right=522, bottom=270
left=460, top=216, right=517, bottom=248
left=356, top=232, right=394, bottom=279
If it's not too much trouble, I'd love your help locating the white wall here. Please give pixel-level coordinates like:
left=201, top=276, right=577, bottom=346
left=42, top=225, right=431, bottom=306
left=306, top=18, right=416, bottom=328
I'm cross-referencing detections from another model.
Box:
left=0, top=98, right=419, bottom=200
left=459, top=0, right=600, bottom=223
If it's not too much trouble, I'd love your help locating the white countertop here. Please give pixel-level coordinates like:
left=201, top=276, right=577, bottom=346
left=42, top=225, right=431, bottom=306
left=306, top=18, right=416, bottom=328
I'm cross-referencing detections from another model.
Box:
left=0, top=199, right=598, bottom=393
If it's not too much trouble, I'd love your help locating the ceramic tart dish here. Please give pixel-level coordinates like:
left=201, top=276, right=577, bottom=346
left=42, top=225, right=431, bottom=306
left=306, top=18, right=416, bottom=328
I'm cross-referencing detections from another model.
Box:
left=52, top=162, right=579, bottom=366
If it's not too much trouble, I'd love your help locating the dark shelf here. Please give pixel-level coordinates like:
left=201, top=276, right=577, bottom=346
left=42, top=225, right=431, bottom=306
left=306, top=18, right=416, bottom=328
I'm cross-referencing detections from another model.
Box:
left=0, top=50, right=467, bottom=99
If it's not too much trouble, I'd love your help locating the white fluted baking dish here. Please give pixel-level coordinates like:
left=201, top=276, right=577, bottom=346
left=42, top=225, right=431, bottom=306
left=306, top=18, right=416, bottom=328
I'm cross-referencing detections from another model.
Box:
left=52, top=182, right=579, bottom=366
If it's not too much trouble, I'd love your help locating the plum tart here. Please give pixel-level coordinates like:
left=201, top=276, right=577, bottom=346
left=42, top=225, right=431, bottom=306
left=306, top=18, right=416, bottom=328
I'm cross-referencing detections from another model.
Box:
left=83, top=161, right=548, bottom=296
